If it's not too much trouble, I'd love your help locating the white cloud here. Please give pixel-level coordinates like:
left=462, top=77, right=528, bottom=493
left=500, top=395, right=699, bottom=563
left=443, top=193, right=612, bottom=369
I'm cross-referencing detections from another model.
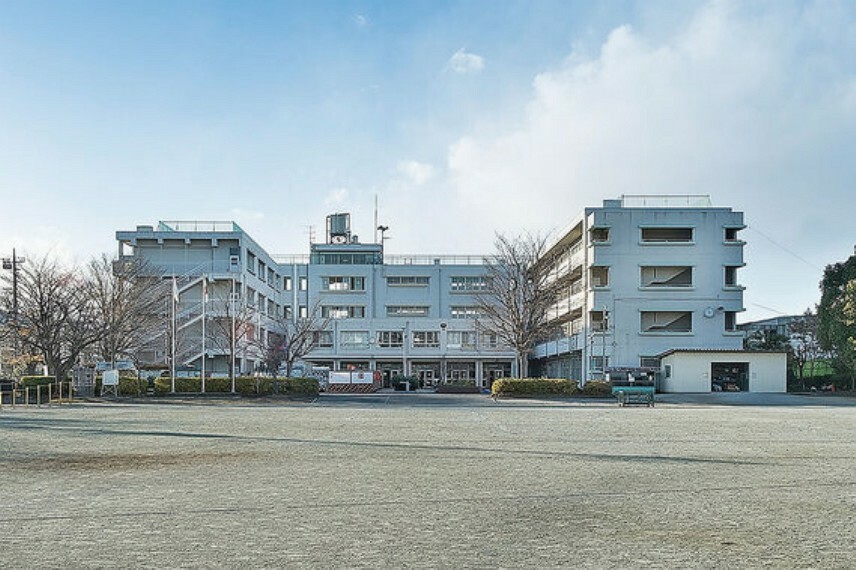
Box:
left=447, top=48, right=485, bottom=74
left=445, top=1, right=856, bottom=319
left=230, top=208, right=265, bottom=221
left=397, top=160, right=435, bottom=186
left=354, top=14, right=368, bottom=28
left=324, top=187, right=350, bottom=207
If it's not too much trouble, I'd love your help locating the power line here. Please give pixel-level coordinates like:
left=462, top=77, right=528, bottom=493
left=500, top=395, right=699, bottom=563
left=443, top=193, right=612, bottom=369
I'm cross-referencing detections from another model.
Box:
left=745, top=225, right=823, bottom=271
left=750, top=303, right=790, bottom=316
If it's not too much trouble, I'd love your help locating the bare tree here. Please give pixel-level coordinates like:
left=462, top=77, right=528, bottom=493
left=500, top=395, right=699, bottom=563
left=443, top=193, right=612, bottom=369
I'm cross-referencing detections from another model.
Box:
left=85, top=254, right=167, bottom=366
left=2, top=255, right=102, bottom=382
left=204, top=282, right=257, bottom=383
left=259, top=302, right=329, bottom=378
left=475, top=232, right=562, bottom=378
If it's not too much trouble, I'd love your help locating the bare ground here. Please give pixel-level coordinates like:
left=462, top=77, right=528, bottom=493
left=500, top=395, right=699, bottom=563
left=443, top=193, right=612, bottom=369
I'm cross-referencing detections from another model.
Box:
left=1, top=395, right=855, bottom=568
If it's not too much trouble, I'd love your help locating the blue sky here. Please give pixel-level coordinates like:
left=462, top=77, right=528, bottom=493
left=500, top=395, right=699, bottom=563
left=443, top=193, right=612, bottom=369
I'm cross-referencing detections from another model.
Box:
left=1, top=0, right=854, bottom=321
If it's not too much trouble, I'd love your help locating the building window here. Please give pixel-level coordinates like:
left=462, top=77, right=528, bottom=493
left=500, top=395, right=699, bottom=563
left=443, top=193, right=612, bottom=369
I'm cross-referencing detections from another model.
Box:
left=284, top=276, right=292, bottom=291
left=387, top=276, right=429, bottom=287
left=311, top=252, right=382, bottom=265
left=590, top=356, right=609, bottom=371
left=590, top=310, right=608, bottom=332
left=480, top=333, right=500, bottom=349
left=724, top=227, right=742, bottom=242
left=376, top=331, right=403, bottom=348
left=299, top=277, right=308, bottom=291
left=246, top=252, right=257, bottom=274
left=340, top=331, right=370, bottom=348
left=724, top=266, right=740, bottom=287
left=299, top=305, right=308, bottom=319
left=640, top=356, right=661, bottom=369
left=313, top=330, right=333, bottom=348
left=590, top=266, right=610, bottom=288
left=322, top=276, right=365, bottom=291
left=641, top=311, right=693, bottom=333
left=725, top=311, right=737, bottom=332
left=284, top=306, right=293, bottom=319
left=450, top=306, right=485, bottom=319
left=447, top=331, right=476, bottom=349
left=450, top=276, right=488, bottom=293
left=641, top=266, right=693, bottom=288
left=387, top=305, right=429, bottom=317
left=590, top=227, right=610, bottom=243
left=412, top=331, right=439, bottom=348
left=640, top=227, right=694, bottom=243
left=322, top=305, right=365, bottom=319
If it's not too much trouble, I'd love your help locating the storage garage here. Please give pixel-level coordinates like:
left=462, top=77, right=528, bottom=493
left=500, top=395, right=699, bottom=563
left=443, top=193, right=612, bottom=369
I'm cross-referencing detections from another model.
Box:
left=657, top=349, right=787, bottom=393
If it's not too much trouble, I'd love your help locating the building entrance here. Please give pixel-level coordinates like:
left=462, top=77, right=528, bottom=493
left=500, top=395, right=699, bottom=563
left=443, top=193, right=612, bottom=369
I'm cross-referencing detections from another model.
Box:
left=711, top=362, right=749, bottom=392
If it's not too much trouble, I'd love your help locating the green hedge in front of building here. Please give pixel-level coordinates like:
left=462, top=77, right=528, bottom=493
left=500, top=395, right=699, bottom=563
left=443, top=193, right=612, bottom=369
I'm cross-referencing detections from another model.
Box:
left=491, top=378, right=579, bottom=397
left=19, top=376, right=57, bottom=387
left=582, top=381, right=612, bottom=397
left=153, top=376, right=318, bottom=397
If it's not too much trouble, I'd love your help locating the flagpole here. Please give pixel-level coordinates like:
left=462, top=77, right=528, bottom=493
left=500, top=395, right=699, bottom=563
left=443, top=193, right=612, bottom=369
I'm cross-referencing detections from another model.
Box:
left=201, top=276, right=207, bottom=394
left=171, top=276, right=177, bottom=393
left=231, top=277, right=236, bottom=393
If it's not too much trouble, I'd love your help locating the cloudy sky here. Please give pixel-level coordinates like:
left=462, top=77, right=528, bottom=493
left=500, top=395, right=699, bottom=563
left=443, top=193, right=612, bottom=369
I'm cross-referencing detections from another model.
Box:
left=0, top=0, right=853, bottom=321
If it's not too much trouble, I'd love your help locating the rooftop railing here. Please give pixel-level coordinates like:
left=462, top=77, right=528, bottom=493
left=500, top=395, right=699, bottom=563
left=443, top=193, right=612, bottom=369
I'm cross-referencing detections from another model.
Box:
left=157, top=221, right=244, bottom=233
left=620, top=195, right=713, bottom=208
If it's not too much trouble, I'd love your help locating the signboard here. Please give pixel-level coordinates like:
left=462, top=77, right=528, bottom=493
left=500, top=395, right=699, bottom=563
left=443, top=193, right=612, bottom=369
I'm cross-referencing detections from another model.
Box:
left=102, top=370, right=120, bottom=386
left=351, top=372, right=373, bottom=384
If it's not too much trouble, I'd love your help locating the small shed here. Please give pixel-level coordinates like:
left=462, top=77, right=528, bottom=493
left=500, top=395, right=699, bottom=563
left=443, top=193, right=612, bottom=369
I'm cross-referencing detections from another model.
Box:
left=657, top=349, right=787, bottom=393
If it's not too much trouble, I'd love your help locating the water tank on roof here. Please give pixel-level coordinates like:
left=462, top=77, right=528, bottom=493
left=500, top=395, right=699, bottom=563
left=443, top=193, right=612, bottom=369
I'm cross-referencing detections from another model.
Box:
left=327, top=213, right=351, bottom=244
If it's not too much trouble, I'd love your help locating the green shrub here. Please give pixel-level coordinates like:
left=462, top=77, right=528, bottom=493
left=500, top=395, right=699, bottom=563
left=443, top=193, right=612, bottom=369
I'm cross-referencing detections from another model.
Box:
left=118, top=377, right=148, bottom=396
left=491, top=378, right=579, bottom=396
left=280, top=377, right=319, bottom=396
left=153, top=377, right=202, bottom=394
left=204, top=377, right=232, bottom=393
left=19, top=376, right=56, bottom=387
left=582, top=381, right=612, bottom=396
left=235, top=377, right=273, bottom=396
left=392, top=374, right=419, bottom=391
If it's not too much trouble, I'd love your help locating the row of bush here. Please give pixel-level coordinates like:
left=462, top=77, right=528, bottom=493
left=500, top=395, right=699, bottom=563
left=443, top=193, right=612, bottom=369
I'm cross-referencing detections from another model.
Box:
left=18, top=376, right=58, bottom=387
left=490, top=378, right=613, bottom=397
left=152, top=377, right=319, bottom=397
left=491, top=378, right=579, bottom=396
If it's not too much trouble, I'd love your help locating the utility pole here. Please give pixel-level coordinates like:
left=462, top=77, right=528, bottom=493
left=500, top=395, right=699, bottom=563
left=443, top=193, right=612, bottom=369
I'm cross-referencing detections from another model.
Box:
left=2, top=249, right=26, bottom=325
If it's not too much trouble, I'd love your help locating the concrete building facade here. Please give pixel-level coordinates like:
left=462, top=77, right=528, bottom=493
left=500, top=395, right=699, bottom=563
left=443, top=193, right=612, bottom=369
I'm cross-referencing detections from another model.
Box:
left=117, top=196, right=772, bottom=391
left=116, top=215, right=516, bottom=387
left=531, top=195, right=749, bottom=387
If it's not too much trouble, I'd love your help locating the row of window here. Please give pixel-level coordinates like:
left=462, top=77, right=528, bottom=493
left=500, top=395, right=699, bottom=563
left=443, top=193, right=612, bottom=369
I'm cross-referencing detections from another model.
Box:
left=315, top=330, right=497, bottom=349
left=317, top=275, right=487, bottom=292
left=587, top=265, right=743, bottom=288
left=589, top=356, right=663, bottom=372
left=590, top=310, right=738, bottom=333
left=589, top=227, right=743, bottom=244
left=319, top=305, right=487, bottom=319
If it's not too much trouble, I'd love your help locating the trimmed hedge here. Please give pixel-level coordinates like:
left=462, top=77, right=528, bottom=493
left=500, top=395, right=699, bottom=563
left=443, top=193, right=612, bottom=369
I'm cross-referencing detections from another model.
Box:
left=279, top=377, right=320, bottom=396
left=582, top=381, right=612, bottom=397
left=491, top=378, right=579, bottom=397
left=153, top=376, right=318, bottom=397
left=19, top=376, right=57, bottom=387
left=118, top=377, right=148, bottom=396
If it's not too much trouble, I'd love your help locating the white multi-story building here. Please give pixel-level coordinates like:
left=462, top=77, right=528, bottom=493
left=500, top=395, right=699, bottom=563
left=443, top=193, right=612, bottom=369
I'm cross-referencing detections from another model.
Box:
left=531, top=195, right=746, bottom=383
left=116, top=215, right=516, bottom=387
left=116, top=197, right=784, bottom=392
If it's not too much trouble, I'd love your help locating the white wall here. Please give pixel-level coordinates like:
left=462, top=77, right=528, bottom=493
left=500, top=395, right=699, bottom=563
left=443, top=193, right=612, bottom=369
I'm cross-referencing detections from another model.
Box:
left=660, top=352, right=787, bottom=393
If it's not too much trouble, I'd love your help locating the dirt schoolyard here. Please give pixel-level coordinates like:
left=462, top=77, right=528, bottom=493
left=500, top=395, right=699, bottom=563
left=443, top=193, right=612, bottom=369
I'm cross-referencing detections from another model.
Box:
left=1, top=394, right=855, bottom=568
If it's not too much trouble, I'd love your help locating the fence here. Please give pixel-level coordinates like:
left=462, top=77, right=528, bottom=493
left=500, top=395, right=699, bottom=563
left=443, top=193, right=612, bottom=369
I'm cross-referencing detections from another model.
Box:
left=0, top=382, right=75, bottom=410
